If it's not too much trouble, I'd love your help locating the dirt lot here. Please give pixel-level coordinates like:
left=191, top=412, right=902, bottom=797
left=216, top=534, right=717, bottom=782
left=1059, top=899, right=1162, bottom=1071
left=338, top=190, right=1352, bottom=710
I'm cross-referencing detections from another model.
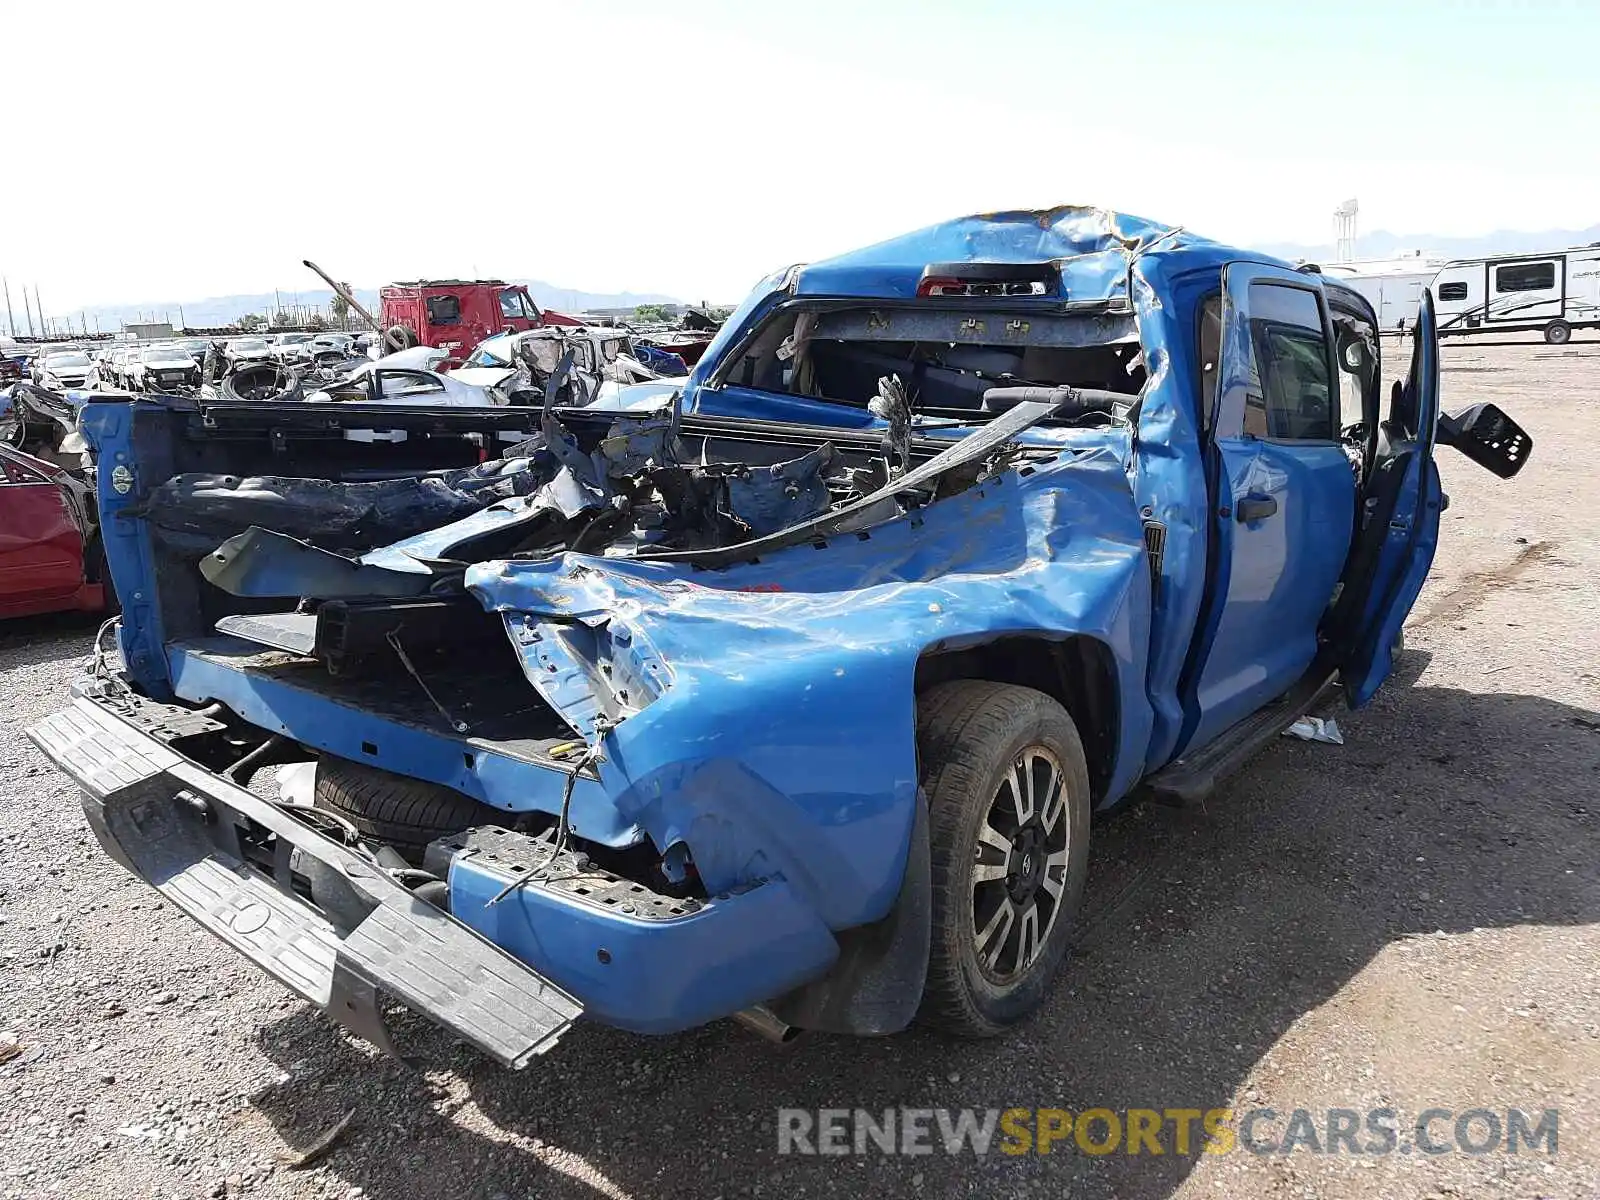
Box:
left=2, top=341, right=1597, bottom=1200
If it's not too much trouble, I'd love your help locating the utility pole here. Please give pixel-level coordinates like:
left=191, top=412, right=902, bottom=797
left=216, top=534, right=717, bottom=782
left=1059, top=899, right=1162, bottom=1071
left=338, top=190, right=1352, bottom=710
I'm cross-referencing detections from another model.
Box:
left=1, top=278, right=14, bottom=338
left=33, top=286, right=45, bottom=338
left=23, top=288, right=35, bottom=338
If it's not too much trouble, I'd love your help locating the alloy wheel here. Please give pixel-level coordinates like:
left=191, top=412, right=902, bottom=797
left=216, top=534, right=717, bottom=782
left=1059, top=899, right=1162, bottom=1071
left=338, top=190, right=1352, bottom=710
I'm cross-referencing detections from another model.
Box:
left=970, top=746, right=1072, bottom=983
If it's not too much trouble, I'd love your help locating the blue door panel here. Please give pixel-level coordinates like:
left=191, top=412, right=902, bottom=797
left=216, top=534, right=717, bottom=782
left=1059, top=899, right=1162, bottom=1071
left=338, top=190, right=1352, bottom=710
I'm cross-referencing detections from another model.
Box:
left=1190, top=441, right=1352, bottom=747
left=1338, top=292, right=1442, bottom=705
left=1178, top=261, right=1356, bottom=754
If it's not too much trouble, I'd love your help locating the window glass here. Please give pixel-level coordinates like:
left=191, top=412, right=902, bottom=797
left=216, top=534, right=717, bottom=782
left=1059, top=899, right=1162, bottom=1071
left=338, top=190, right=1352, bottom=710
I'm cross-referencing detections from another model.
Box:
left=1246, top=283, right=1334, bottom=440
left=465, top=338, right=514, bottom=368
left=1437, top=281, right=1468, bottom=301
left=1331, top=306, right=1378, bottom=434
left=500, top=289, right=531, bottom=320
left=425, top=295, right=461, bottom=324
left=1495, top=262, right=1555, bottom=293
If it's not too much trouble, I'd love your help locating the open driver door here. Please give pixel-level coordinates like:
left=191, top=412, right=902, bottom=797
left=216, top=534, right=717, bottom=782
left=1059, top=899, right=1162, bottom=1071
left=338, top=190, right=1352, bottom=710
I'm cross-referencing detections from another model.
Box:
left=1330, top=291, right=1532, bottom=705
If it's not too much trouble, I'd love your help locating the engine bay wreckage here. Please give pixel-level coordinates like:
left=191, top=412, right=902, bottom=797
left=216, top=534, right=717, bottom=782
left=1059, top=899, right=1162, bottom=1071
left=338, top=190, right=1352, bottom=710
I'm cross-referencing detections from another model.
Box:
left=26, top=206, right=1532, bottom=1067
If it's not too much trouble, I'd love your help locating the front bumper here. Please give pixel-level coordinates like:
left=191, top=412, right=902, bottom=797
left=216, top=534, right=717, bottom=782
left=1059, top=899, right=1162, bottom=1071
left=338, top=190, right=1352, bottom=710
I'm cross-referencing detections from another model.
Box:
left=27, top=697, right=582, bottom=1068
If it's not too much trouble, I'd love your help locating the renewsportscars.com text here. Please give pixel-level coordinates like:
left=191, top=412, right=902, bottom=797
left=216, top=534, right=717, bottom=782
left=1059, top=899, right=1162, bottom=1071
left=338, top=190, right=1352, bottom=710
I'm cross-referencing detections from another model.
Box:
left=777, top=1107, right=1559, bottom=1157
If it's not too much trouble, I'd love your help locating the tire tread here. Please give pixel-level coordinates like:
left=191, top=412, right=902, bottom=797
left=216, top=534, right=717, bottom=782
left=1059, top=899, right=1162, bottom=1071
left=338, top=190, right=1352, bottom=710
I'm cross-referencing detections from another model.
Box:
left=314, top=757, right=496, bottom=858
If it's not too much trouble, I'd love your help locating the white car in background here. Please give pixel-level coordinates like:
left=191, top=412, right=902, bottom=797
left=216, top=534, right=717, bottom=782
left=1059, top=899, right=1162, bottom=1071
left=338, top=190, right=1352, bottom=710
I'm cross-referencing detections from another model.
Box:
left=309, top=333, right=355, bottom=358
left=306, top=347, right=491, bottom=407
left=303, top=346, right=507, bottom=443
left=270, top=332, right=319, bottom=364
left=32, top=350, right=94, bottom=390
left=224, top=337, right=274, bottom=364
left=450, top=327, right=686, bottom=406
left=101, top=346, right=139, bottom=389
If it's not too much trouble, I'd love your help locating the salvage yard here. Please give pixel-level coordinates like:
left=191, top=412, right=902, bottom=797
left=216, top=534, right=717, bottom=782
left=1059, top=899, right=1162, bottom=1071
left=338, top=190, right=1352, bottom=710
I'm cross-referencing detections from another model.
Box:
left=1, top=340, right=1597, bottom=1200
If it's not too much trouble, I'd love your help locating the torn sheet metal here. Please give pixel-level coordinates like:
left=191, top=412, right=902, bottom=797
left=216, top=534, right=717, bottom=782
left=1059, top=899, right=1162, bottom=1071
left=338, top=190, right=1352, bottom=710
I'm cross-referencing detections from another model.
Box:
left=201, top=527, right=437, bottom=599
left=633, top=394, right=1065, bottom=567
left=461, top=442, right=1155, bottom=925
left=359, top=466, right=608, bottom=574
left=196, top=401, right=850, bottom=597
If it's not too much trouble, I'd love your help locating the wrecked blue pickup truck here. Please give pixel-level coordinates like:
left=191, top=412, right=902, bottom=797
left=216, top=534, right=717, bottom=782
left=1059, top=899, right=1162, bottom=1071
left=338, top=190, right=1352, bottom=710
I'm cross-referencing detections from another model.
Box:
left=29, top=208, right=1530, bottom=1065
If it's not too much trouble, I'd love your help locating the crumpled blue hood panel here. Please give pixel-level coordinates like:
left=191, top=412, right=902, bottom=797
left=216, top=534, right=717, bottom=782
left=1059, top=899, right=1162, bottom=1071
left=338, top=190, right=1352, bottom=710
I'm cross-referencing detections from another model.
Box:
left=463, top=447, right=1154, bottom=928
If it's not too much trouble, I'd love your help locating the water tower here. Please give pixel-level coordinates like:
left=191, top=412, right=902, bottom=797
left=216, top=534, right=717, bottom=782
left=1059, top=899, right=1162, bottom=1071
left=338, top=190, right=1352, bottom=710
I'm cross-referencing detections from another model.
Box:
left=1333, top=199, right=1359, bottom=263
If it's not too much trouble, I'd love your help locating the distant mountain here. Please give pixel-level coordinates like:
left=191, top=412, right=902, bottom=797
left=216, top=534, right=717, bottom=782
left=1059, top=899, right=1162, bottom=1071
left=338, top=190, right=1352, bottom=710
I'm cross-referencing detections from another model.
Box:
left=1252, top=225, right=1600, bottom=264
left=55, top=280, right=682, bottom=333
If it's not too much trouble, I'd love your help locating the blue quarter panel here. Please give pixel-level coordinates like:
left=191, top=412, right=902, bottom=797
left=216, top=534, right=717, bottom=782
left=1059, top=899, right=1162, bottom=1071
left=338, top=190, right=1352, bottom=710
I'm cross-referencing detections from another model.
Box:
left=465, top=449, right=1155, bottom=930
left=449, top=860, right=839, bottom=1035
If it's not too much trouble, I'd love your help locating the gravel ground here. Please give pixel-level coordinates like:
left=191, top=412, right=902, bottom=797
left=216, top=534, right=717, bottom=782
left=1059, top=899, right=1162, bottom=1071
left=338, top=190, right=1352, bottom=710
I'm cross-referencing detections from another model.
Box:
left=2, top=341, right=1597, bottom=1199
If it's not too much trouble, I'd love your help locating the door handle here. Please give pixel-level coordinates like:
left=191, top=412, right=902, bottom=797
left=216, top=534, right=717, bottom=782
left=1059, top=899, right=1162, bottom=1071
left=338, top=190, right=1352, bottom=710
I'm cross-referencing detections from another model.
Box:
left=1235, top=494, right=1278, bottom=522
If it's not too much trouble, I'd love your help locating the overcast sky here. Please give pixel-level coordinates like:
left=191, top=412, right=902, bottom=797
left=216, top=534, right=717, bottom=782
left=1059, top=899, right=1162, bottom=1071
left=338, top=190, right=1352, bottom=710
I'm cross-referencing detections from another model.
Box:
left=7, top=0, right=1596, bottom=316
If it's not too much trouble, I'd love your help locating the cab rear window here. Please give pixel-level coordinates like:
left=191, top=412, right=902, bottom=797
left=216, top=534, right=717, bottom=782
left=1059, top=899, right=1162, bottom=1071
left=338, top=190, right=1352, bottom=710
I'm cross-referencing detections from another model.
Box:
left=716, top=305, right=1142, bottom=419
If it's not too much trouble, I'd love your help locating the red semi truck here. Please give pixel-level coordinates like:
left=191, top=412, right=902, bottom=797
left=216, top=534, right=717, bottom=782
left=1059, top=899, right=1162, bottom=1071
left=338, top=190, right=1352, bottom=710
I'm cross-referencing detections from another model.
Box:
left=377, top=280, right=583, bottom=365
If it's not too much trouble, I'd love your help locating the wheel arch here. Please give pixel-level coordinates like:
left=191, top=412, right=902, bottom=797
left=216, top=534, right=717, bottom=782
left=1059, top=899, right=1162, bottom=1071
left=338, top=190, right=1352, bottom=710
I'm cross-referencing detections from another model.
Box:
left=914, top=633, right=1120, bottom=805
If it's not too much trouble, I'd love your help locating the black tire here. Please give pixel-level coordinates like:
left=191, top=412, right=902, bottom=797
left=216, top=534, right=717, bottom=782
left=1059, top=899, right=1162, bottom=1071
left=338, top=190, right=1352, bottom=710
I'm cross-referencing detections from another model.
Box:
left=1544, top=320, right=1572, bottom=345
left=915, top=681, right=1091, bottom=1037
left=314, top=756, right=498, bottom=861
left=385, top=324, right=419, bottom=351
left=221, top=361, right=302, bottom=403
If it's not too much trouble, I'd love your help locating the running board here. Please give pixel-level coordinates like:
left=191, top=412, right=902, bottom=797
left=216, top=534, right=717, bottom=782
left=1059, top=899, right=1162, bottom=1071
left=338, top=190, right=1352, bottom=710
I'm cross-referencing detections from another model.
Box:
left=1146, top=668, right=1339, bottom=806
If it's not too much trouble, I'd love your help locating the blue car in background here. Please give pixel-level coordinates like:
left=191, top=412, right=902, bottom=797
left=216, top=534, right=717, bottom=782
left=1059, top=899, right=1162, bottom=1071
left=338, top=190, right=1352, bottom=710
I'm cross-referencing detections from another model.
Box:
left=26, top=207, right=1530, bottom=1070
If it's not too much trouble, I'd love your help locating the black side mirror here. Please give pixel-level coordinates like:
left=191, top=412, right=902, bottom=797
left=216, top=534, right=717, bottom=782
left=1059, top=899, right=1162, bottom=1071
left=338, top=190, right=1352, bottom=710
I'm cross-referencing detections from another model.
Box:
left=1437, top=402, right=1532, bottom=479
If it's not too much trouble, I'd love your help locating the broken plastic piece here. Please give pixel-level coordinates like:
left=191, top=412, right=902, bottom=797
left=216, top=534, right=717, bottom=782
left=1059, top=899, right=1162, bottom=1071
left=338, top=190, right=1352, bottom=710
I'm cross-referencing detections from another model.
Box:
left=1282, top=716, right=1344, bottom=745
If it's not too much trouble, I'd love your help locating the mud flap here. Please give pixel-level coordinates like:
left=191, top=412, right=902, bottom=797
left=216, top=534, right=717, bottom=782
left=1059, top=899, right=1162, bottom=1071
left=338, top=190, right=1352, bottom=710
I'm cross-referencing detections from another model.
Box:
left=768, top=797, right=931, bottom=1035
left=27, top=698, right=582, bottom=1069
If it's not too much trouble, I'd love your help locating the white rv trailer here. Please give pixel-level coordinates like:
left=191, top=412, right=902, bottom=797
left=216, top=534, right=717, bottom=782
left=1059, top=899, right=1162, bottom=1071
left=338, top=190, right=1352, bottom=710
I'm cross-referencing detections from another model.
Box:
left=1429, top=245, right=1600, bottom=343
left=1320, top=251, right=1447, bottom=332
